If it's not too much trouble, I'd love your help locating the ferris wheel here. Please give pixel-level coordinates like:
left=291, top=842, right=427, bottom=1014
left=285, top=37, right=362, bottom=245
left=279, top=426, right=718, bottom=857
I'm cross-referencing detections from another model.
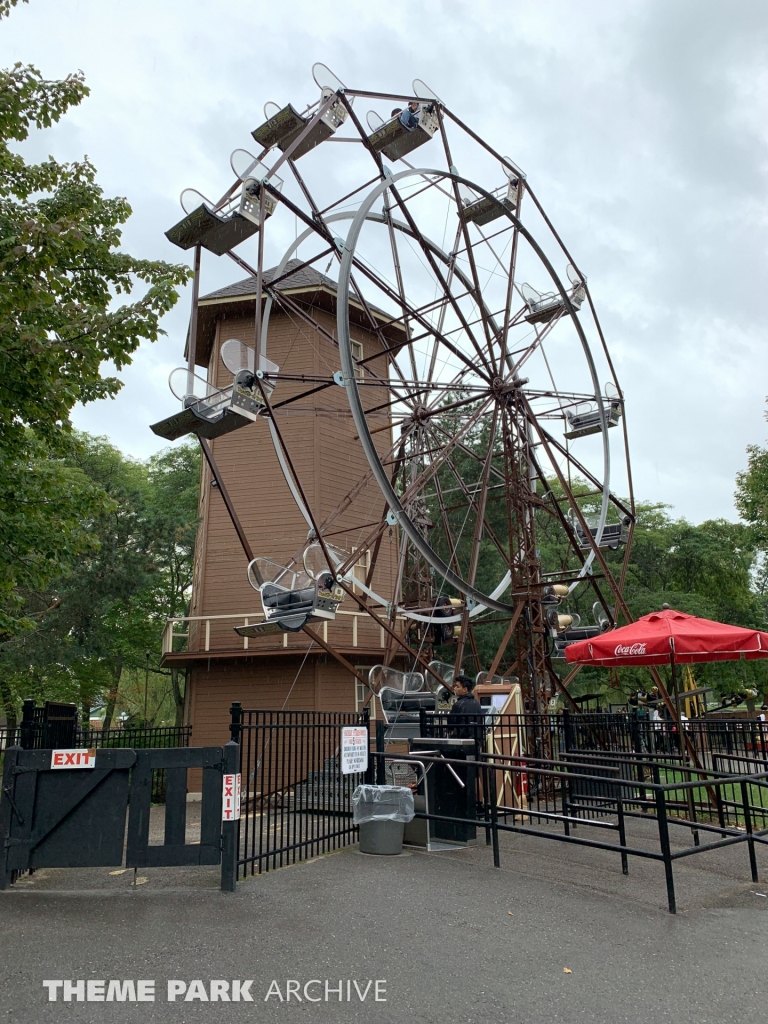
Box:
left=154, top=63, right=635, bottom=711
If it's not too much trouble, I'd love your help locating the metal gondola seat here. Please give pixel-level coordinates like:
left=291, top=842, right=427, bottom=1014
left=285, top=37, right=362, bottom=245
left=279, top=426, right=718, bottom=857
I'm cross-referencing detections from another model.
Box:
left=463, top=160, right=524, bottom=226
left=165, top=193, right=259, bottom=256
left=252, top=95, right=348, bottom=161
left=547, top=589, right=613, bottom=658
left=553, top=624, right=607, bottom=659
left=367, top=102, right=440, bottom=162
left=151, top=342, right=278, bottom=442
left=521, top=264, right=586, bottom=325
left=151, top=372, right=263, bottom=442
left=261, top=582, right=317, bottom=614
left=565, top=399, right=623, bottom=440
left=431, top=594, right=461, bottom=644
left=378, top=687, right=437, bottom=742
left=260, top=570, right=343, bottom=630
left=572, top=513, right=632, bottom=552
left=378, top=688, right=438, bottom=715
left=369, top=665, right=437, bottom=740
left=564, top=383, right=623, bottom=440
left=251, top=66, right=350, bottom=161
left=165, top=159, right=283, bottom=258
left=234, top=550, right=345, bottom=639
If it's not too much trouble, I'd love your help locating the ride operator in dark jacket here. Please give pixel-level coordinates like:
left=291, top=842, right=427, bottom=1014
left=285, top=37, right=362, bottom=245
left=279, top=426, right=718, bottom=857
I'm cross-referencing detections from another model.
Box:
left=447, top=674, right=483, bottom=738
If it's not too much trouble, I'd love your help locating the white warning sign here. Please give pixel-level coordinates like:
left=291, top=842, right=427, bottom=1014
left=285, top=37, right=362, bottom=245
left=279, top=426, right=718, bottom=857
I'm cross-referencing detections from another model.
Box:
left=341, top=726, right=369, bottom=776
left=222, top=773, right=241, bottom=821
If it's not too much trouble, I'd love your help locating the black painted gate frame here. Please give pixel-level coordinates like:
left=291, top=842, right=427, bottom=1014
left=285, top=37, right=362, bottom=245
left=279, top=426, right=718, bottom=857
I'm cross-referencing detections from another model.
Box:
left=0, top=741, right=239, bottom=891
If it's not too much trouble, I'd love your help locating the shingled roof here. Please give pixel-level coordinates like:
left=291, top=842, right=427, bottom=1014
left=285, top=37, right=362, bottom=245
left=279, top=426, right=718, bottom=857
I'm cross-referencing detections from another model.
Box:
left=200, top=259, right=337, bottom=302
left=191, top=259, right=405, bottom=368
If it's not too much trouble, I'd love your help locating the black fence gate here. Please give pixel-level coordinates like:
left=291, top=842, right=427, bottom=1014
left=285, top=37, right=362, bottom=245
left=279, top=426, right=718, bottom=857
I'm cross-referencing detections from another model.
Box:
left=0, top=747, right=135, bottom=887
left=0, top=742, right=239, bottom=890
left=234, top=706, right=369, bottom=877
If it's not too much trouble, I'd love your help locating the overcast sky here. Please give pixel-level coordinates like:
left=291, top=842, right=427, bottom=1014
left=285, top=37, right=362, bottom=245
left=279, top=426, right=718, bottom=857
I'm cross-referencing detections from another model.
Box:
left=3, top=0, right=767, bottom=524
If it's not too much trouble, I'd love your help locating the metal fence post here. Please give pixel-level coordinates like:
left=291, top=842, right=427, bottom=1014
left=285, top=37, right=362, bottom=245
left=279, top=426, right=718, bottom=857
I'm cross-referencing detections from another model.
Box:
left=686, top=786, right=700, bottom=847
left=562, top=709, right=573, bottom=753
left=19, top=700, right=35, bottom=751
left=740, top=779, right=759, bottom=883
left=375, top=720, right=385, bottom=784
left=629, top=708, right=641, bottom=753
left=363, top=707, right=375, bottom=784
left=486, top=760, right=500, bottom=868
left=481, top=753, right=492, bottom=847
left=561, top=760, right=571, bottom=835
left=0, top=747, right=20, bottom=890
left=652, top=765, right=676, bottom=914
left=616, top=791, right=628, bottom=875
left=220, top=739, right=240, bottom=892
left=229, top=701, right=242, bottom=744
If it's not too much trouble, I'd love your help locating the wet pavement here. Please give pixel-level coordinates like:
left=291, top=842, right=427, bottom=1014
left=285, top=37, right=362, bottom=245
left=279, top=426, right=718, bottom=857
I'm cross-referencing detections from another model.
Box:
left=1, top=806, right=767, bottom=1023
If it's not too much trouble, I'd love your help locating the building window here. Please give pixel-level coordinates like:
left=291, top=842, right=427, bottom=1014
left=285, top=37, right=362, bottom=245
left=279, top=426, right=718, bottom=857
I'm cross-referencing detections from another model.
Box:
left=356, top=675, right=376, bottom=719
left=352, top=548, right=371, bottom=594
left=350, top=339, right=364, bottom=380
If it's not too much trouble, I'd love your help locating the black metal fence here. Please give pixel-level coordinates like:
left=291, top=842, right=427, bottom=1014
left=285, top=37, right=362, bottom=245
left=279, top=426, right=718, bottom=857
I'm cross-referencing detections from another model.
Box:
left=91, top=727, right=192, bottom=802
left=563, top=711, right=768, bottom=767
left=370, top=745, right=768, bottom=914
left=0, top=722, right=191, bottom=752
left=420, top=709, right=768, bottom=769
left=85, top=725, right=192, bottom=750
left=234, top=706, right=370, bottom=877
left=214, top=702, right=768, bottom=912
left=404, top=709, right=768, bottom=835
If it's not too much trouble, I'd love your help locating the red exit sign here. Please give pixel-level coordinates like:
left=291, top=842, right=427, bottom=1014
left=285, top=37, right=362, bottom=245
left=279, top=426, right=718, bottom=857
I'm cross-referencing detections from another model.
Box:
left=50, top=749, right=97, bottom=769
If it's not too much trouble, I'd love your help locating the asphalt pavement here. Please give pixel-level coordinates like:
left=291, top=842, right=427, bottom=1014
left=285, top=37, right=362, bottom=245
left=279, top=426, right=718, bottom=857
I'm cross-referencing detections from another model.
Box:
left=1, top=819, right=767, bottom=1024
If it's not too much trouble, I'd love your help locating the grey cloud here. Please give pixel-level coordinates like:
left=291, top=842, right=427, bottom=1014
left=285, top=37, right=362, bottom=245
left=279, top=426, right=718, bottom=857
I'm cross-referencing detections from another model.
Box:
left=2, top=0, right=766, bottom=519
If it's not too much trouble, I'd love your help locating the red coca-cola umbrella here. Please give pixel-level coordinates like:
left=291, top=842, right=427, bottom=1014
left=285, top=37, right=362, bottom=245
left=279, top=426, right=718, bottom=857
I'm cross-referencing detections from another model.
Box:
left=565, top=608, right=768, bottom=745
left=565, top=608, right=768, bottom=667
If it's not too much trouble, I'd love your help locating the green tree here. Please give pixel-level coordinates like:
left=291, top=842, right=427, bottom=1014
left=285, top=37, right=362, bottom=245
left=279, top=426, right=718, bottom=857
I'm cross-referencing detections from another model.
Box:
left=421, top=391, right=767, bottom=704
left=0, top=435, right=200, bottom=730
left=735, top=413, right=768, bottom=598
left=143, top=443, right=200, bottom=725
left=0, top=0, right=190, bottom=661
left=0, top=432, right=114, bottom=727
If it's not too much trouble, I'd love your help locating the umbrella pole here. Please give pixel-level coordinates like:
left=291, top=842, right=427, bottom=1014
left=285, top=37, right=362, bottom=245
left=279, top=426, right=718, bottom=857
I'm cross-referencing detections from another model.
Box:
left=669, top=653, right=685, bottom=760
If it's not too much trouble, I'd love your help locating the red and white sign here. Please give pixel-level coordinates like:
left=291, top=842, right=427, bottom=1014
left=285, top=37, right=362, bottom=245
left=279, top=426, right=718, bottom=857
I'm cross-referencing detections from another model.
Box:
left=341, top=726, right=369, bottom=776
left=222, top=773, right=241, bottom=821
left=515, top=761, right=529, bottom=801
left=614, top=643, right=647, bottom=657
left=50, top=749, right=96, bottom=769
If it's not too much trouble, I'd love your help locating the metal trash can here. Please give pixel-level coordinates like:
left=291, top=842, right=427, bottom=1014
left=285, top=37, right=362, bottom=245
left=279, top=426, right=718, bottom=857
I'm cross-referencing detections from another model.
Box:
left=352, top=785, right=414, bottom=856
left=358, top=818, right=405, bottom=855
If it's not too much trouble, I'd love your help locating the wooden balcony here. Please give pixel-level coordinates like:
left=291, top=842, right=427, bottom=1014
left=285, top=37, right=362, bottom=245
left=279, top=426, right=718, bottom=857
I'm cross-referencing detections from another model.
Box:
left=161, top=607, right=407, bottom=664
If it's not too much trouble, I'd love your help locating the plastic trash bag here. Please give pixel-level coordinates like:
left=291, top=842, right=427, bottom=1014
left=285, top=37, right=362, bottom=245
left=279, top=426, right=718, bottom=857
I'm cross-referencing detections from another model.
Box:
left=352, top=784, right=415, bottom=824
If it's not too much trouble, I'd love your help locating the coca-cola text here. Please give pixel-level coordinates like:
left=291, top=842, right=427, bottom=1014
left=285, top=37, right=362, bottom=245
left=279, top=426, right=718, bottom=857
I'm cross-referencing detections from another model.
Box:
left=614, top=642, right=647, bottom=656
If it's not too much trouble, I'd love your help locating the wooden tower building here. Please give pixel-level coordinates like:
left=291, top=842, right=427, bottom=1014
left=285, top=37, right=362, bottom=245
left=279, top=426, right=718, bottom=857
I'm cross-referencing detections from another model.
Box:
left=161, top=261, right=405, bottom=747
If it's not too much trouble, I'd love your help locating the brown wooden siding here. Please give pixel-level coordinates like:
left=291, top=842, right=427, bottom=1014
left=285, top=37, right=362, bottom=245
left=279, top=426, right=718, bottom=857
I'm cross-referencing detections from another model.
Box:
left=184, top=298, right=401, bottom=732
left=188, top=656, right=377, bottom=748
left=188, top=305, right=400, bottom=659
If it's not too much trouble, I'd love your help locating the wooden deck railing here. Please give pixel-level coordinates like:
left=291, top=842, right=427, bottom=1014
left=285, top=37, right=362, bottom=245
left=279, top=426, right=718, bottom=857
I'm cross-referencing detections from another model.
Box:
left=162, top=608, right=407, bottom=656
